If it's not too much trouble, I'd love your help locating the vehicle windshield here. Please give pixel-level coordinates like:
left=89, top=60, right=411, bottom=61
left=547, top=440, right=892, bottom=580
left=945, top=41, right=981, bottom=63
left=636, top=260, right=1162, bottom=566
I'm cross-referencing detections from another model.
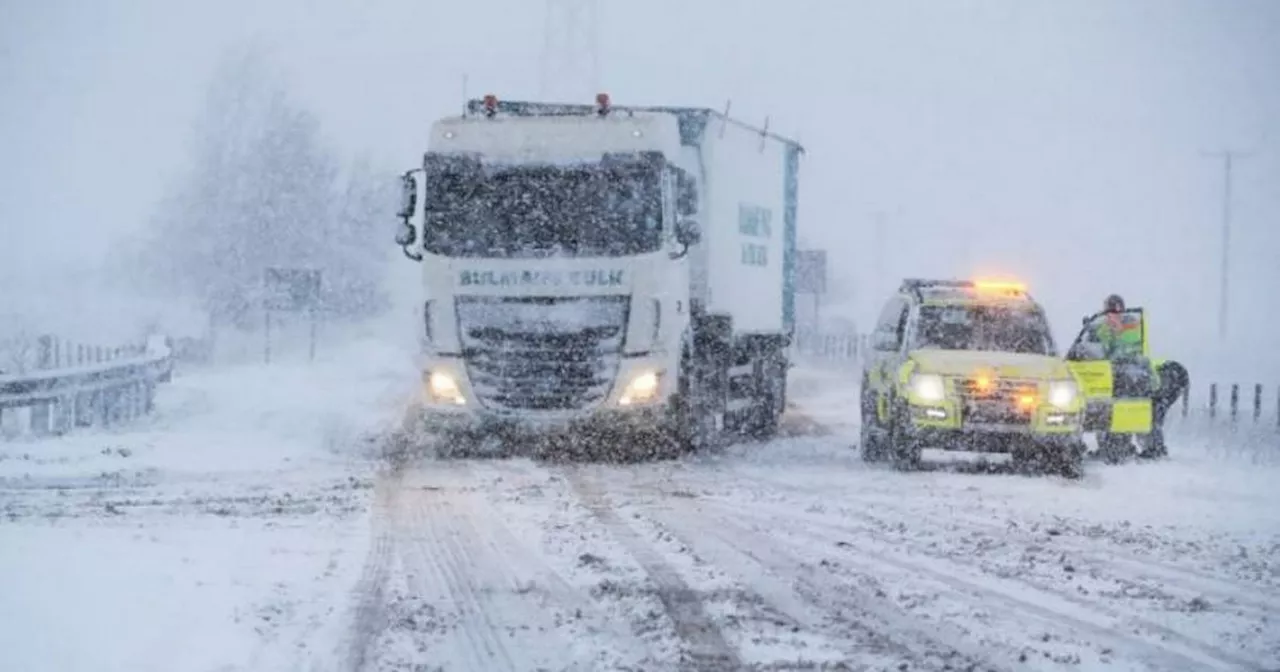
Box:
left=422, top=158, right=662, bottom=258
left=915, top=303, right=1055, bottom=355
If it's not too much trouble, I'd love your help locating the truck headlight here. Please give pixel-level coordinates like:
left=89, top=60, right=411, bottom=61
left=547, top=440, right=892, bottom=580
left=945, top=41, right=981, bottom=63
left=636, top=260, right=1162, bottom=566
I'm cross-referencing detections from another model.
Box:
left=910, top=373, right=945, bottom=402
left=1048, top=380, right=1077, bottom=409
left=426, top=371, right=466, bottom=406
left=619, top=370, right=661, bottom=406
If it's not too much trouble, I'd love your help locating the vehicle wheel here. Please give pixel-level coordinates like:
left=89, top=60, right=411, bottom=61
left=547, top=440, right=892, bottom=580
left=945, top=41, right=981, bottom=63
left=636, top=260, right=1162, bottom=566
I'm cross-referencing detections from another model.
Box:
left=1009, top=438, right=1038, bottom=475
left=670, top=320, right=730, bottom=454
left=860, top=420, right=887, bottom=463
left=887, top=399, right=922, bottom=471
left=745, top=349, right=785, bottom=440
left=669, top=352, right=711, bottom=453
left=859, top=382, right=886, bottom=462
left=1056, top=441, right=1085, bottom=479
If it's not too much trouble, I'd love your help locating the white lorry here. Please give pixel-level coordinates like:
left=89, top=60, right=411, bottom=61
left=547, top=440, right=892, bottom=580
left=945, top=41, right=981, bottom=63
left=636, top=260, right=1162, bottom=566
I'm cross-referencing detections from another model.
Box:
left=394, top=94, right=804, bottom=456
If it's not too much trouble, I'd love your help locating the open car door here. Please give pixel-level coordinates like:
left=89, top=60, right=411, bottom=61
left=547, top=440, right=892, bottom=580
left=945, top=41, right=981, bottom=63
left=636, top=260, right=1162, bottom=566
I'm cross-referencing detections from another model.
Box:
left=1065, top=308, right=1153, bottom=434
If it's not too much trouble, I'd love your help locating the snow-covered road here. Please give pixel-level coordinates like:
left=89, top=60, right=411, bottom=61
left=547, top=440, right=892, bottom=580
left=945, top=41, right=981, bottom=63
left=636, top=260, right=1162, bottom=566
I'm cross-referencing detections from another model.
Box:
left=1, top=341, right=1277, bottom=671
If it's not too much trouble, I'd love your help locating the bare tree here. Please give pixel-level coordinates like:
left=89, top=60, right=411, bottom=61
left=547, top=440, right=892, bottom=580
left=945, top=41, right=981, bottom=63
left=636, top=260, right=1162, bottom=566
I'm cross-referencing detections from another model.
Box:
left=132, top=44, right=389, bottom=331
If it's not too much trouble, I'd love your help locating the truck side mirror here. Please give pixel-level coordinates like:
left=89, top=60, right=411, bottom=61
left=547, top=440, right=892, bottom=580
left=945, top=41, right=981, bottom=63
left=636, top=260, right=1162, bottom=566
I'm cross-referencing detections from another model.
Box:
left=668, top=215, right=701, bottom=260
left=395, top=222, right=416, bottom=247
left=396, top=171, right=423, bottom=261
left=676, top=172, right=698, bottom=216
left=398, top=172, right=418, bottom=220
left=675, top=216, right=701, bottom=247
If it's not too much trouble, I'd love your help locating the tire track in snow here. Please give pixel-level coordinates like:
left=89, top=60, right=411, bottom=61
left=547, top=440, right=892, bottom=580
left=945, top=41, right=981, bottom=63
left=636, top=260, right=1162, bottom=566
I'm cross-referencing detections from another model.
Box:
left=631, top=494, right=1007, bottom=671
left=638, top=495, right=1017, bottom=671
left=344, top=467, right=400, bottom=672
left=687, top=493, right=1269, bottom=671
left=442, top=460, right=658, bottom=668
left=693, top=463, right=1280, bottom=618
left=563, top=465, right=742, bottom=672
left=400, top=486, right=519, bottom=670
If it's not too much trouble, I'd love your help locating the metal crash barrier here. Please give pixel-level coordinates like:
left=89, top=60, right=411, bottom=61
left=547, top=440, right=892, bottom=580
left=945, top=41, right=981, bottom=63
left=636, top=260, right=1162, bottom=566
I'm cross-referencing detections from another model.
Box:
left=0, top=335, right=174, bottom=438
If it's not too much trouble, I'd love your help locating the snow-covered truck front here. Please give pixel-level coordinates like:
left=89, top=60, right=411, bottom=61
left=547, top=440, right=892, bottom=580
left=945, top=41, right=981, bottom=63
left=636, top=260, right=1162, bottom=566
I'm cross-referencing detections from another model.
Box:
left=394, top=94, right=804, bottom=455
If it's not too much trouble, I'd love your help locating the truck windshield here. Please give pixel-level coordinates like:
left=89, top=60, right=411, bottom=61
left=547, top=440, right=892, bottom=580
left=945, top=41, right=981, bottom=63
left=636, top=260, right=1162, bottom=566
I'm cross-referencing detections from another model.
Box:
left=422, top=160, right=662, bottom=258
left=915, top=304, right=1055, bottom=355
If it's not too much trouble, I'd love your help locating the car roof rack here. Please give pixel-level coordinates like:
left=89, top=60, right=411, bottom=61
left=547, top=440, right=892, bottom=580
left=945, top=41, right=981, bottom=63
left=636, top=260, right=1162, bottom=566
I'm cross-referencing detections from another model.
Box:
left=899, top=279, right=973, bottom=301
left=899, top=278, right=1031, bottom=303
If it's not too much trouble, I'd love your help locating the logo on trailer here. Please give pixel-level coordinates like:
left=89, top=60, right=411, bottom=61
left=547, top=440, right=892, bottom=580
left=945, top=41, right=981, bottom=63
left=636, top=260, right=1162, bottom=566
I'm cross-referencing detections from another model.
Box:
left=738, top=203, right=773, bottom=267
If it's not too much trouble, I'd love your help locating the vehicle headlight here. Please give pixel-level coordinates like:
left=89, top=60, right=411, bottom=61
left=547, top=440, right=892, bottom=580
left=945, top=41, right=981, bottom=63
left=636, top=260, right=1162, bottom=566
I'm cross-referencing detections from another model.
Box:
left=426, top=371, right=466, bottom=406
left=619, top=370, right=661, bottom=406
left=1048, top=379, right=1077, bottom=409
left=910, top=373, right=946, bottom=402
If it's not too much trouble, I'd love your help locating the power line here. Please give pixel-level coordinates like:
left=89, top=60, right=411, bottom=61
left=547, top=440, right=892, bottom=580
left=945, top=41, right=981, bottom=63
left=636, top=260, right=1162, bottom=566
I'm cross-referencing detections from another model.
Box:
left=1201, top=149, right=1254, bottom=340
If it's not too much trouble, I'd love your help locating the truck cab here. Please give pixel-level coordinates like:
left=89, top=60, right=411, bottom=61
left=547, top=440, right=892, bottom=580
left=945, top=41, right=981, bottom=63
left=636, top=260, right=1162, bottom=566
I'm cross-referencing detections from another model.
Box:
left=394, top=95, right=803, bottom=457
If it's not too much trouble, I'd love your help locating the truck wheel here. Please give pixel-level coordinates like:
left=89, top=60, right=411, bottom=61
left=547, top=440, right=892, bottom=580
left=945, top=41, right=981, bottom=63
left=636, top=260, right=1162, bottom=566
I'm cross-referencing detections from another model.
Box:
left=745, top=349, right=785, bottom=440
left=669, top=339, right=728, bottom=453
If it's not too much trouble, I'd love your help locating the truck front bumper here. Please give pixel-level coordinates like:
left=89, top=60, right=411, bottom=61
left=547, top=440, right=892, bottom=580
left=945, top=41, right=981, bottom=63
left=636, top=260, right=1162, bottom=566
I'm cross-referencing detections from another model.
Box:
left=419, top=403, right=669, bottom=443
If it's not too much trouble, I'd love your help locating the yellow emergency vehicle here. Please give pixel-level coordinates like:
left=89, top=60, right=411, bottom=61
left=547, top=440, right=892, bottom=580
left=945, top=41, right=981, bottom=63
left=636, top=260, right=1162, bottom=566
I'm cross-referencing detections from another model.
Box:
left=860, top=279, right=1087, bottom=477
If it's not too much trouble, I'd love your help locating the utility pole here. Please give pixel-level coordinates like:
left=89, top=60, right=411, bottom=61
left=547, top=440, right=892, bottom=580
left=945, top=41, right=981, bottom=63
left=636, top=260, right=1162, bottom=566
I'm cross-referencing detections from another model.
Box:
left=872, top=211, right=887, bottom=301
left=1202, top=150, right=1253, bottom=340
left=539, top=0, right=600, bottom=102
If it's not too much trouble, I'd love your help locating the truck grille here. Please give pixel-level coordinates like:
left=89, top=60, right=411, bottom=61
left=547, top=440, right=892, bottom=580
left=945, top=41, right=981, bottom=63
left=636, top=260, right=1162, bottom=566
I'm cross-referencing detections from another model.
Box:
left=957, top=377, right=1038, bottom=426
left=456, top=296, right=628, bottom=412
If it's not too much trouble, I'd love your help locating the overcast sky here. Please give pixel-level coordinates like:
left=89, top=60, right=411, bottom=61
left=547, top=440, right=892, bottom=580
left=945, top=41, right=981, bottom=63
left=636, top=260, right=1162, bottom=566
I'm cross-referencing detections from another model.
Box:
left=3, top=0, right=1277, bottom=375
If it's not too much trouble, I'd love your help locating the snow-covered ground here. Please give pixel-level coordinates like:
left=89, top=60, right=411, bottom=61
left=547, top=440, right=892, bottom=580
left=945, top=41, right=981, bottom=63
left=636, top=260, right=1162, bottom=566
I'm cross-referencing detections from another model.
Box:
left=2, top=343, right=1277, bottom=671
left=0, top=332, right=414, bottom=672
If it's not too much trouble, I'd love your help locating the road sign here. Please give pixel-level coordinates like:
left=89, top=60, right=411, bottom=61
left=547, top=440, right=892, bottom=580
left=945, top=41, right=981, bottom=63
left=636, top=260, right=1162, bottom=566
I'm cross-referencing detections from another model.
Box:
left=795, top=250, right=827, bottom=294
left=262, top=268, right=322, bottom=364
left=263, top=268, right=322, bottom=312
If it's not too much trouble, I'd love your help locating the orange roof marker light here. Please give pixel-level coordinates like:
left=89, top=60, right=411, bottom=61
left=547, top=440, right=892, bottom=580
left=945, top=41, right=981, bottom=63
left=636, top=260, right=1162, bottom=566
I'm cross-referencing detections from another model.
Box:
left=973, top=279, right=1028, bottom=294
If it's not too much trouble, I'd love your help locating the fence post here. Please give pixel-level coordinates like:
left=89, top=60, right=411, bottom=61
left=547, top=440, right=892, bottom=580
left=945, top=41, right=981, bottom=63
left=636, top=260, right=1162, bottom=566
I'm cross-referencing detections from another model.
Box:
left=37, top=335, right=53, bottom=369
left=1229, top=384, right=1239, bottom=422
left=1253, top=384, right=1263, bottom=423
left=54, top=395, right=75, bottom=434
left=30, top=336, right=55, bottom=434
left=1209, top=383, right=1218, bottom=419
